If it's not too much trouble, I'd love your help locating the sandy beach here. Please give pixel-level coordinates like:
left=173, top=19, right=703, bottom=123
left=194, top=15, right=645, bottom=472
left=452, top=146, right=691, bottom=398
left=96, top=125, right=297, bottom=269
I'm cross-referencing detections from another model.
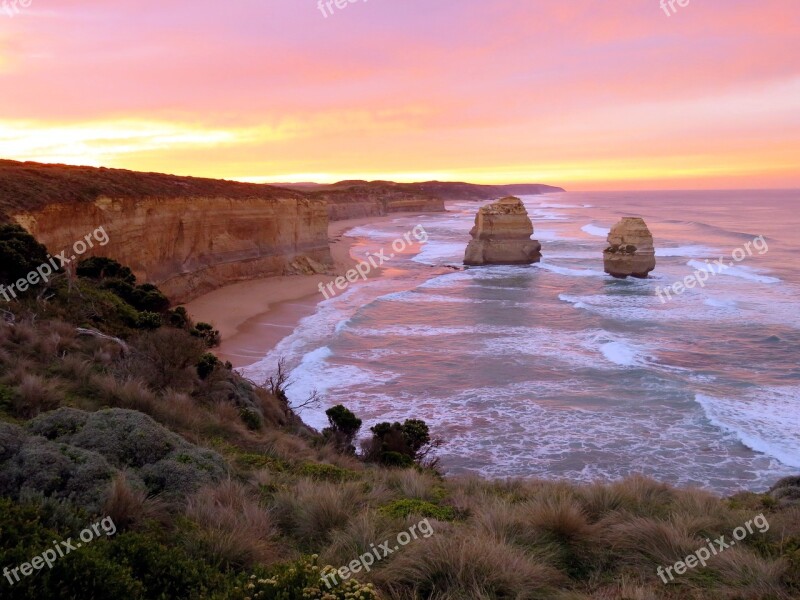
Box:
left=184, top=215, right=401, bottom=367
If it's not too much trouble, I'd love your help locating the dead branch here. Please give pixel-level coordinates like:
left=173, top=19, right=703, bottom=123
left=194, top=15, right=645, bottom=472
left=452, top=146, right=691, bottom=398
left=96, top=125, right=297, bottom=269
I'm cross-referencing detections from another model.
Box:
left=76, top=327, right=130, bottom=354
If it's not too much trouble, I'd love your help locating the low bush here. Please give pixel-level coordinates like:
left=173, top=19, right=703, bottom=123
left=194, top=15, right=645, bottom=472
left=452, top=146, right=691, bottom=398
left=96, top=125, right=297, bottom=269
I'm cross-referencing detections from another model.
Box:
left=296, top=462, right=359, bottom=482
left=230, top=555, right=379, bottom=600
left=378, top=498, right=456, bottom=521
left=0, top=224, right=52, bottom=288
left=322, top=404, right=362, bottom=454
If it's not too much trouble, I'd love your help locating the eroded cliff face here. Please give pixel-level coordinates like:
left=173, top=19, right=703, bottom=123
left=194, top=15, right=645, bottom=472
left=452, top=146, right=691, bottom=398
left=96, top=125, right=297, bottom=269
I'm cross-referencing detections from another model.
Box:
left=13, top=195, right=331, bottom=303
left=309, top=184, right=445, bottom=221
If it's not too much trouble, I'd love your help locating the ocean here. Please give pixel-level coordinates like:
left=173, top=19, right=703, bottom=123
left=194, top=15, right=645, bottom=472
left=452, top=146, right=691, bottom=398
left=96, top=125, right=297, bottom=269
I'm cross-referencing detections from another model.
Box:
left=243, top=190, right=800, bottom=495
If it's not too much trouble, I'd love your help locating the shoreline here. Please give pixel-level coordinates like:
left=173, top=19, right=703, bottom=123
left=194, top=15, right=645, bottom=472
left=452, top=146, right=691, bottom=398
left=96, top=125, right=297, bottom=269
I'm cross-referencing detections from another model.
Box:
left=184, top=214, right=407, bottom=367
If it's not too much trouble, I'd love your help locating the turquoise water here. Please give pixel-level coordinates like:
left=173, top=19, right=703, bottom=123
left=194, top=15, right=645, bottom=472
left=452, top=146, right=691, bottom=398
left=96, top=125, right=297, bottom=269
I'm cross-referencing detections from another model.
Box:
left=243, top=190, right=800, bottom=495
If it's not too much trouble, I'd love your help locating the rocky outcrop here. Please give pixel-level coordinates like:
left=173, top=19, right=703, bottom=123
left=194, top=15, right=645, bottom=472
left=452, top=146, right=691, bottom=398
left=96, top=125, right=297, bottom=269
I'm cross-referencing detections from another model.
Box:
left=603, top=217, right=656, bottom=278
left=464, top=196, right=542, bottom=266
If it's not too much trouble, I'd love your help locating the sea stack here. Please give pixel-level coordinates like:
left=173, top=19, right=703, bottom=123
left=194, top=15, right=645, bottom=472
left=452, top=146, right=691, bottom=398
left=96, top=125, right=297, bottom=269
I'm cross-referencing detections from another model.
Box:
left=603, top=217, right=656, bottom=278
left=464, top=196, right=542, bottom=266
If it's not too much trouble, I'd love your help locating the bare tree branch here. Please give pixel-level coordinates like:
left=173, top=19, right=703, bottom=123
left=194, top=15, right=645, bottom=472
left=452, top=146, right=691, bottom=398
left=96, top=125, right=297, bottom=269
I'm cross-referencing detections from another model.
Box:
left=76, top=327, right=130, bottom=354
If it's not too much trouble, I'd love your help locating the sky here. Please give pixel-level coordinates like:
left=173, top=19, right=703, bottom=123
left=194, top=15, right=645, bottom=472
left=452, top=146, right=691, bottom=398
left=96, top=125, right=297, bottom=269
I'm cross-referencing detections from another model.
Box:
left=0, top=0, right=798, bottom=190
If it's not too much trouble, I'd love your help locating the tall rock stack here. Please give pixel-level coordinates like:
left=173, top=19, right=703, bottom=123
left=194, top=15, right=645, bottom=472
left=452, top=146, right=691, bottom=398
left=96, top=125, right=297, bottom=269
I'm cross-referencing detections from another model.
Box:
left=603, top=217, right=656, bottom=278
left=464, top=196, right=542, bottom=266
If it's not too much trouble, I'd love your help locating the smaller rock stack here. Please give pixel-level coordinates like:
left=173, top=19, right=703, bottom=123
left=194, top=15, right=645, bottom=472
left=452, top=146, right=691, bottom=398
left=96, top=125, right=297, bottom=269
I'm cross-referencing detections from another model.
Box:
left=603, top=217, right=656, bottom=278
left=464, top=197, right=542, bottom=266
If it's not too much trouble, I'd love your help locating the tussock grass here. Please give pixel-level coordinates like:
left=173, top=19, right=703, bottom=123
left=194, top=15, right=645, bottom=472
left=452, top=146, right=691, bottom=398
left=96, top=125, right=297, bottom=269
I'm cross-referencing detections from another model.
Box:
left=375, top=530, right=566, bottom=600
left=104, top=473, right=169, bottom=531
left=186, top=479, right=281, bottom=569
left=272, top=479, right=366, bottom=548
left=2, top=311, right=799, bottom=599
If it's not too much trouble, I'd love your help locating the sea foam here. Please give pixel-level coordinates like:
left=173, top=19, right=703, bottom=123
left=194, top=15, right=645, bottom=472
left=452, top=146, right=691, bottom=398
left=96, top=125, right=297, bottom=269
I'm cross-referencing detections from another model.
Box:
left=696, top=389, right=800, bottom=469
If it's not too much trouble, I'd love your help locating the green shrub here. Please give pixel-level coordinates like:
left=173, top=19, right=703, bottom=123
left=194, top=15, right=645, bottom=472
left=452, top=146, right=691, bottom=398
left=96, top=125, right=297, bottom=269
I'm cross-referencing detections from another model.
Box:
left=190, top=322, right=221, bottom=348
left=0, top=498, right=238, bottom=599
left=129, top=284, right=170, bottom=313
left=239, top=407, right=263, bottom=431
left=167, top=306, right=190, bottom=328
left=0, top=421, right=115, bottom=513
left=0, top=498, right=143, bottom=599
left=0, top=224, right=52, bottom=288
left=296, top=463, right=359, bottom=482
left=231, top=555, right=378, bottom=600
left=21, top=408, right=228, bottom=503
left=136, top=311, right=162, bottom=330
left=235, top=452, right=288, bottom=472
left=76, top=257, right=170, bottom=318
left=197, top=353, right=221, bottom=380
left=378, top=498, right=456, bottom=521
left=0, top=383, right=19, bottom=415
left=105, top=532, right=233, bottom=599
left=322, top=405, right=362, bottom=454
left=76, top=257, right=136, bottom=285
left=364, top=419, right=437, bottom=467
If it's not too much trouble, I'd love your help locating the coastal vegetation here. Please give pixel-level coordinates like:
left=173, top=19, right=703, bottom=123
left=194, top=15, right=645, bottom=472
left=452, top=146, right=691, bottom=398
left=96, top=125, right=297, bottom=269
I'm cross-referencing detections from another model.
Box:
left=1, top=227, right=799, bottom=599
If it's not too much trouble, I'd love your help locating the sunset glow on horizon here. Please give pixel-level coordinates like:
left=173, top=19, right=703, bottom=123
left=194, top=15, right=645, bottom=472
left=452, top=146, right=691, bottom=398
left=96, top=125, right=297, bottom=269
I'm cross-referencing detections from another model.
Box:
left=1, top=0, right=798, bottom=190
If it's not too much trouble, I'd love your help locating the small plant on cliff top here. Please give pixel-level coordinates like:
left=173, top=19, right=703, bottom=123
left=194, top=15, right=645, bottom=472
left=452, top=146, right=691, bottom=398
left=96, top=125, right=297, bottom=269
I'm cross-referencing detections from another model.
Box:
left=0, top=224, right=53, bottom=288
left=231, top=556, right=378, bottom=600
left=77, top=257, right=136, bottom=284
left=364, top=419, right=440, bottom=468
left=322, top=405, right=362, bottom=455
left=196, top=353, right=221, bottom=380
left=190, top=322, right=220, bottom=348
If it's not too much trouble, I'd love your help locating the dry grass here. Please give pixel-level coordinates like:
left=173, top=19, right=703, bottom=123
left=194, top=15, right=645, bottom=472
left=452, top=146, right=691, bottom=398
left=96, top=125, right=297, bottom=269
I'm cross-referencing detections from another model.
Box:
left=90, top=374, right=156, bottom=412
left=13, top=373, right=62, bottom=417
left=186, top=479, right=281, bottom=569
left=272, top=479, right=367, bottom=547
left=319, top=510, right=400, bottom=570
left=375, top=530, right=566, bottom=600
left=103, top=474, right=168, bottom=531
left=379, top=469, right=443, bottom=502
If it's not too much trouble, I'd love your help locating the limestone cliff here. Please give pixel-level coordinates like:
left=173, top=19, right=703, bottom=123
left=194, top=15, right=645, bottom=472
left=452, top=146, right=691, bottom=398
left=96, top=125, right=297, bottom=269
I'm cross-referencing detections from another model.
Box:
left=1, top=161, right=332, bottom=303
left=603, top=217, right=656, bottom=278
left=464, top=196, right=542, bottom=266
left=308, top=182, right=445, bottom=221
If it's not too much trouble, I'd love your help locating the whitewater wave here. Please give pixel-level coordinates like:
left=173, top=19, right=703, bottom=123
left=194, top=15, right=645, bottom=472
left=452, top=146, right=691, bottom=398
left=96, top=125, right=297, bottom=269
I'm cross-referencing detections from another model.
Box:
left=536, top=263, right=606, bottom=278
left=687, top=259, right=781, bottom=284
left=656, top=245, right=718, bottom=258
left=696, top=389, right=800, bottom=469
left=581, top=224, right=610, bottom=237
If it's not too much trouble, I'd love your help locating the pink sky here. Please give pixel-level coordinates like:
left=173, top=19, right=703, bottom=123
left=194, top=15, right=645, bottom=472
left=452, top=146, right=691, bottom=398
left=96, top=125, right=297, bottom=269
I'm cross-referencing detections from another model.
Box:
left=0, top=0, right=798, bottom=189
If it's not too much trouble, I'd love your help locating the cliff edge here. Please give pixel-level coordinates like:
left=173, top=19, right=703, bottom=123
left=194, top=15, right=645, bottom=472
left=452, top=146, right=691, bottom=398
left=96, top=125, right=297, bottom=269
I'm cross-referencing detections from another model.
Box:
left=0, top=160, right=332, bottom=303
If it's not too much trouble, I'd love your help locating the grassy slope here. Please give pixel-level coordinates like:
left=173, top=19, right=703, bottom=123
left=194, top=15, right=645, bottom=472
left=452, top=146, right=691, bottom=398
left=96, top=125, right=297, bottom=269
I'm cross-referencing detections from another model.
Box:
left=0, top=231, right=798, bottom=600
